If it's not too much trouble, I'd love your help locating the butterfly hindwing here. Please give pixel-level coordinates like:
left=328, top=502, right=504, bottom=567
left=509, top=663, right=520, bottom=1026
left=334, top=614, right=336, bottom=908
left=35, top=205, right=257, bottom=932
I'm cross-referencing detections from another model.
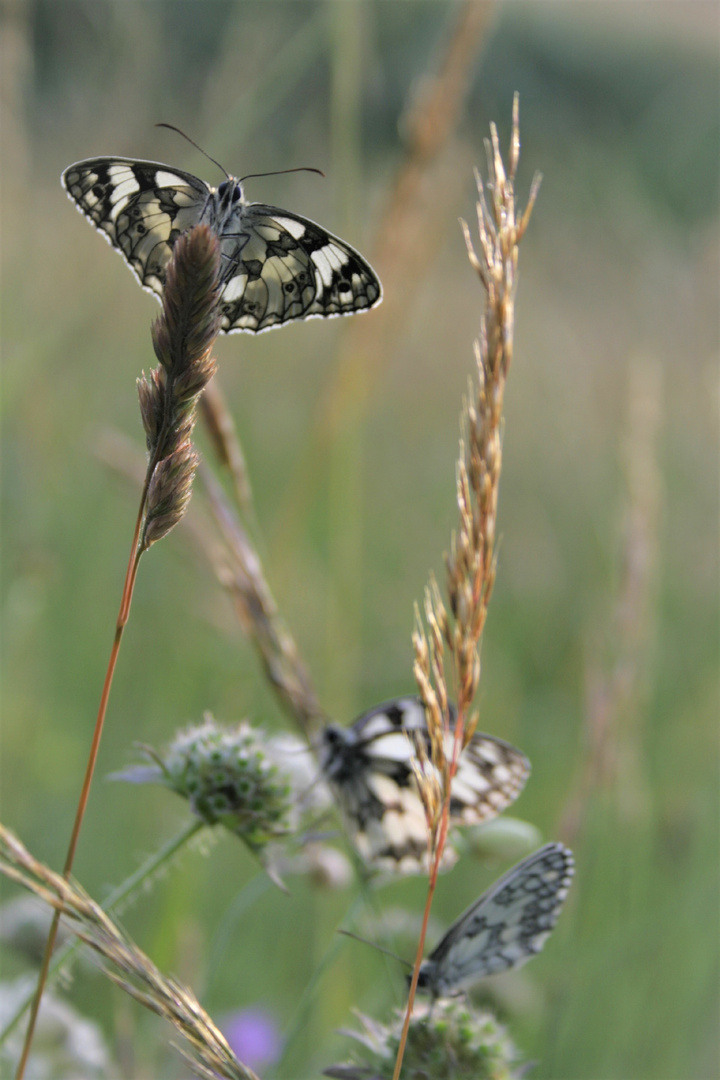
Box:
left=416, top=843, right=574, bottom=997
left=218, top=205, right=381, bottom=332
left=320, top=697, right=530, bottom=872
left=62, top=156, right=382, bottom=333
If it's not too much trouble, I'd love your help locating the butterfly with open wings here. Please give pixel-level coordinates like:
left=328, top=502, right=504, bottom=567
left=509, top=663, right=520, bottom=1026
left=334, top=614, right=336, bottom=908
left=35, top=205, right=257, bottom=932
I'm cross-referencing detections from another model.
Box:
left=416, top=843, right=574, bottom=998
left=320, top=696, right=531, bottom=872
left=62, top=157, right=382, bottom=333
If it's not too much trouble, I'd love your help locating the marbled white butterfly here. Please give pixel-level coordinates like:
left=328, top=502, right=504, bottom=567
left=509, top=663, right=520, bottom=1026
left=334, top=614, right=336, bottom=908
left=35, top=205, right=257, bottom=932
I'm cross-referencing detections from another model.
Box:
left=416, top=843, right=574, bottom=998
left=61, top=157, right=382, bottom=333
left=320, top=696, right=530, bottom=872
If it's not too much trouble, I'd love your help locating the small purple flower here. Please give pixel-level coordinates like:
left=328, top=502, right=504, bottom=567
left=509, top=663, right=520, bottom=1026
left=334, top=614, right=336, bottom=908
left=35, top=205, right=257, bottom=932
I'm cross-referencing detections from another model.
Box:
left=223, top=1006, right=282, bottom=1071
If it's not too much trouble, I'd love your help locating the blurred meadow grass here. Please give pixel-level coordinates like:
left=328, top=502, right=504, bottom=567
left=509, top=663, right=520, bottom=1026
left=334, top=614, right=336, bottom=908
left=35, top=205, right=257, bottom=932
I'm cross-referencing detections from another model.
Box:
left=1, top=2, right=718, bottom=1078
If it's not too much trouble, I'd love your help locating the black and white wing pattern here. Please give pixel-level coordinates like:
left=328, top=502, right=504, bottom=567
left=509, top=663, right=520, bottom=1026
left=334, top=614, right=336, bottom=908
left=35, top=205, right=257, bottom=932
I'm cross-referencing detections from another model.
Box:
left=320, top=697, right=530, bottom=872
left=416, top=843, right=574, bottom=998
left=61, top=157, right=382, bottom=333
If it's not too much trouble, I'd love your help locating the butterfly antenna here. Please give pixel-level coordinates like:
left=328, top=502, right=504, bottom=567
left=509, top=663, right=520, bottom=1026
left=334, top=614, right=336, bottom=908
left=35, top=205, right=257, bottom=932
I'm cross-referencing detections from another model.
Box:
left=155, top=123, right=230, bottom=180
left=238, top=166, right=325, bottom=183
left=338, top=929, right=413, bottom=969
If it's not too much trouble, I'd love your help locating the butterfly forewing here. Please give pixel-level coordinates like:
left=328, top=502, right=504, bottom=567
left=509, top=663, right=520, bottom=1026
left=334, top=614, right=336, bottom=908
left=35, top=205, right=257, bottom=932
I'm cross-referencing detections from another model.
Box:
left=416, top=843, right=574, bottom=997
left=320, top=697, right=530, bottom=872
left=62, top=159, right=209, bottom=298
left=62, top=156, right=381, bottom=333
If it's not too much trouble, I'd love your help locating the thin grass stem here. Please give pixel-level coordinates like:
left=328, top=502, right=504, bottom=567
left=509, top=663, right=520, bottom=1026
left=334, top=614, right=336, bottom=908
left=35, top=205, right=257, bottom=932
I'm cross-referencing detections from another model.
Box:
left=14, top=530, right=145, bottom=1080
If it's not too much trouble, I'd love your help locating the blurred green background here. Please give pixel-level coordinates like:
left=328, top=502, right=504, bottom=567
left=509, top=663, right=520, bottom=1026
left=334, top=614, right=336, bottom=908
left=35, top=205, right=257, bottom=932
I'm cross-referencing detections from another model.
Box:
left=1, top=2, right=718, bottom=1077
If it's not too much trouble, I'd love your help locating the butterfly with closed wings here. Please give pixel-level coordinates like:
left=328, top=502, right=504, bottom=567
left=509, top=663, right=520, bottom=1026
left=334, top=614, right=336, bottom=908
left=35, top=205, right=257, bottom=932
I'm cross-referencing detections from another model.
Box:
left=415, top=842, right=574, bottom=998
left=62, top=155, right=381, bottom=333
left=320, top=696, right=530, bottom=873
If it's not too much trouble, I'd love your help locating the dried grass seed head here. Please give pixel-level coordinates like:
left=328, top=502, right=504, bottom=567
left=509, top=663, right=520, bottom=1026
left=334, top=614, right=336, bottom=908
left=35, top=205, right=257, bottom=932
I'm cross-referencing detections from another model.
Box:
left=142, top=441, right=199, bottom=548
left=0, top=827, right=257, bottom=1080
left=143, top=225, right=220, bottom=463
left=151, top=224, right=222, bottom=377
left=409, top=730, right=443, bottom=837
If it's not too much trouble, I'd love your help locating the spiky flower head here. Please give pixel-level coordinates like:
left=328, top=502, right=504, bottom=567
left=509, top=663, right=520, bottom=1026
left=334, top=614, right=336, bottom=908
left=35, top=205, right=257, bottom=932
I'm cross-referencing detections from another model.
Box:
left=324, top=999, right=519, bottom=1080
left=119, top=715, right=293, bottom=851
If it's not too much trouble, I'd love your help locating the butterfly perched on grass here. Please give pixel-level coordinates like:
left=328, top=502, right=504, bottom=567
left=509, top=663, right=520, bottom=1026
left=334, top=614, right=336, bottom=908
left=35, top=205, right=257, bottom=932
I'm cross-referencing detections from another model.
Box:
left=416, top=843, right=574, bottom=998
left=320, top=696, right=530, bottom=872
left=61, top=155, right=381, bottom=333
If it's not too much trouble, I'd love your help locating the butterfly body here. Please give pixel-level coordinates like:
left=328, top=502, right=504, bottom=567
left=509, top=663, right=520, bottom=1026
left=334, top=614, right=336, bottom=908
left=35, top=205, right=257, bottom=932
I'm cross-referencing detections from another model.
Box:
left=416, top=843, right=574, bottom=997
left=62, top=157, right=382, bottom=333
left=320, top=697, right=530, bottom=872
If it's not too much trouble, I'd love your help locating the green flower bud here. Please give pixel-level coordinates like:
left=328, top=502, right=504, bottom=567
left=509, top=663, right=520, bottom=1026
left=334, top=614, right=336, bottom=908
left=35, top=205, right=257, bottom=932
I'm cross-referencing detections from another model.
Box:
left=324, top=999, right=519, bottom=1080
left=117, top=715, right=294, bottom=852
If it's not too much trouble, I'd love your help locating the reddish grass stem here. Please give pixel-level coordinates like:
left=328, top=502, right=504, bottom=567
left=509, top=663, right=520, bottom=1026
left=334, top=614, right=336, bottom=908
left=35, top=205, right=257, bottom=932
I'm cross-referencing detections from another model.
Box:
left=16, top=225, right=221, bottom=1079
left=15, top=508, right=145, bottom=1080
left=392, top=706, right=466, bottom=1080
